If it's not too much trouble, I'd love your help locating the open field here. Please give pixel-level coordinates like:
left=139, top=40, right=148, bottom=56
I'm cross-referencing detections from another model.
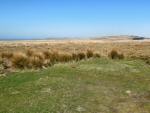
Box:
left=0, top=39, right=149, bottom=72
left=0, top=39, right=150, bottom=57
left=0, top=58, right=150, bottom=113
left=0, top=39, right=150, bottom=113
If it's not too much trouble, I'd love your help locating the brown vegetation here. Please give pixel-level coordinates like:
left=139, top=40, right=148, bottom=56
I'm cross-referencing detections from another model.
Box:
left=0, top=39, right=149, bottom=70
left=93, top=53, right=101, bottom=58
left=1, top=52, right=13, bottom=59
left=12, top=52, right=28, bottom=69
left=77, top=52, right=86, bottom=60
left=0, top=49, right=101, bottom=70
left=86, top=49, right=94, bottom=58
left=109, top=49, right=124, bottom=59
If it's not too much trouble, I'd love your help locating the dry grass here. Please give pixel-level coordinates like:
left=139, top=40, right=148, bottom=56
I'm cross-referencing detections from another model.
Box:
left=0, top=39, right=149, bottom=70
left=0, top=50, right=93, bottom=69
left=146, top=59, right=150, bottom=65
left=0, top=40, right=149, bottom=58
left=43, top=50, right=52, bottom=59
left=77, top=52, right=86, bottom=60
left=0, top=56, right=3, bottom=65
left=58, top=53, right=73, bottom=62
left=93, top=53, right=101, bottom=58
left=109, top=49, right=124, bottom=59
left=50, top=51, right=59, bottom=63
left=12, top=52, right=28, bottom=69
left=32, top=52, right=45, bottom=60
left=1, top=52, right=13, bottom=59
left=26, top=49, right=35, bottom=57
left=28, top=56, right=44, bottom=68
left=86, top=49, right=94, bottom=58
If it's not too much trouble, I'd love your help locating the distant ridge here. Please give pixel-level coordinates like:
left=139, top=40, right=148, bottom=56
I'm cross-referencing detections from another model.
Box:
left=93, top=35, right=149, bottom=40
left=0, top=35, right=149, bottom=41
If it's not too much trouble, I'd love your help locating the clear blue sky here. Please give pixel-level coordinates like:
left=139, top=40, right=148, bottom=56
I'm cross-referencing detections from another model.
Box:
left=0, top=0, right=150, bottom=39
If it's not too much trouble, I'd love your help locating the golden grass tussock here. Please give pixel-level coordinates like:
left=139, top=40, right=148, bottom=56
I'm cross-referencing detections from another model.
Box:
left=27, top=52, right=45, bottom=68
left=12, top=52, right=29, bottom=69
left=43, top=59, right=52, bottom=67
left=58, top=53, right=72, bottom=62
left=43, top=50, right=52, bottom=59
left=146, top=59, right=150, bottom=65
left=118, top=53, right=124, bottom=59
left=28, top=56, right=44, bottom=68
left=109, top=49, right=124, bottom=59
left=26, top=49, right=35, bottom=57
left=0, top=56, right=3, bottom=64
left=32, top=52, right=45, bottom=60
left=93, top=53, right=101, bottom=58
left=77, top=52, right=86, bottom=60
left=1, top=52, right=13, bottom=59
left=0, top=49, right=102, bottom=70
left=50, top=51, right=59, bottom=63
left=86, top=49, right=94, bottom=58
left=72, top=53, right=79, bottom=61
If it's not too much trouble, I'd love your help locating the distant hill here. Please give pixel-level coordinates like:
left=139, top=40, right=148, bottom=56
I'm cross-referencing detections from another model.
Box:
left=93, top=35, right=149, bottom=40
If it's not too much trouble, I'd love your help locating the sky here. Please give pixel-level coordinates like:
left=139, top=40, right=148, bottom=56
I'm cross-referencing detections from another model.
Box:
left=0, top=0, right=150, bottom=39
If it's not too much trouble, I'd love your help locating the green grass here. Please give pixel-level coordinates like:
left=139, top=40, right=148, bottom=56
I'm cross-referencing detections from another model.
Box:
left=0, top=58, right=150, bottom=113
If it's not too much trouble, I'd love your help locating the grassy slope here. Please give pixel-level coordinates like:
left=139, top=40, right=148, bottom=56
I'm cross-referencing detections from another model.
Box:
left=0, top=58, right=150, bottom=113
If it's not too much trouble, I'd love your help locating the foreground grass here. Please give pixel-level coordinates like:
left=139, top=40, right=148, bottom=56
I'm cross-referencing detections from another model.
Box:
left=0, top=58, right=150, bottom=113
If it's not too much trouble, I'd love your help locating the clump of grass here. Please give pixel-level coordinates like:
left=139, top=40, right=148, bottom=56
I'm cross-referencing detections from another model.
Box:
left=28, top=56, right=44, bottom=68
left=118, top=53, right=124, bottom=59
left=139, top=56, right=150, bottom=65
left=26, top=49, right=35, bottom=57
left=93, top=53, right=101, bottom=58
left=43, top=50, right=52, bottom=59
left=146, top=59, right=150, bottom=65
left=12, top=52, right=28, bottom=69
left=43, top=59, right=52, bottom=67
left=0, top=56, right=3, bottom=64
left=50, top=51, right=59, bottom=63
left=1, top=52, right=13, bottom=59
left=77, top=52, right=86, bottom=60
left=109, top=50, right=124, bottom=59
left=86, top=49, right=94, bottom=58
left=58, top=53, right=72, bottom=62
left=32, top=52, right=44, bottom=60
left=72, top=53, right=78, bottom=61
